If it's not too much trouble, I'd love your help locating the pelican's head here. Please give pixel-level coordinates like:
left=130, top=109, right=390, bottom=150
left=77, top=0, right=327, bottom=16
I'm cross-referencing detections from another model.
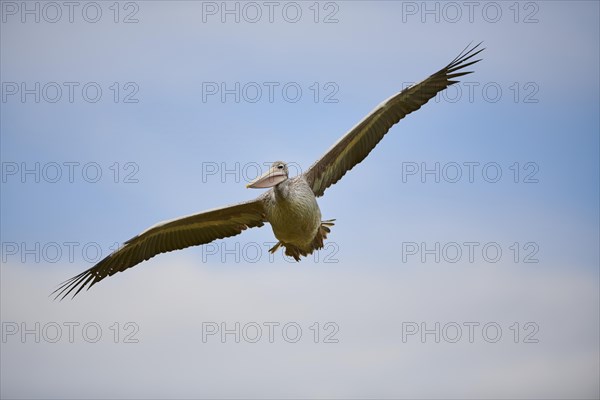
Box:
left=246, top=161, right=289, bottom=189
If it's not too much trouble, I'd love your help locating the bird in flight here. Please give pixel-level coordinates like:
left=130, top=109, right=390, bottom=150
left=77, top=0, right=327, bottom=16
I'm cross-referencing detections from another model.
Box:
left=53, top=43, right=484, bottom=299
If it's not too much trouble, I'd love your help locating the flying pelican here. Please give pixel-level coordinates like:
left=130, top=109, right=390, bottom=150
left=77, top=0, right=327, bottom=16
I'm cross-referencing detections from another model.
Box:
left=53, top=43, right=484, bottom=299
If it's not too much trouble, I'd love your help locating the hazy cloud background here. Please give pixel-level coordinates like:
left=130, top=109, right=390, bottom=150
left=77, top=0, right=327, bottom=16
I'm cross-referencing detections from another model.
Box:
left=1, top=1, right=599, bottom=399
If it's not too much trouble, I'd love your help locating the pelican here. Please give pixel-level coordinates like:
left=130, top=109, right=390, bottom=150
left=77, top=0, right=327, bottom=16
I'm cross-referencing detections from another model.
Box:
left=53, top=43, right=484, bottom=299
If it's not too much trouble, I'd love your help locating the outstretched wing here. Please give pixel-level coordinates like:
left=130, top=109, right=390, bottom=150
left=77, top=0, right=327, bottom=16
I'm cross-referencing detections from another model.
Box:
left=304, top=42, right=484, bottom=197
left=53, top=198, right=266, bottom=300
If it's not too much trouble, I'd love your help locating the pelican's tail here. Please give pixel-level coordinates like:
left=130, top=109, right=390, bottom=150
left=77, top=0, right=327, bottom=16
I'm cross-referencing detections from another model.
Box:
left=268, top=219, right=336, bottom=262
left=320, top=219, right=336, bottom=232
left=309, top=218, right=335, bottom=254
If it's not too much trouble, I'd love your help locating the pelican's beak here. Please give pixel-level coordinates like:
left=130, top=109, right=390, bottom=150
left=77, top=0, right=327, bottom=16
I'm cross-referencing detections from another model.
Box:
left=246, top=166, right=287, bottom=188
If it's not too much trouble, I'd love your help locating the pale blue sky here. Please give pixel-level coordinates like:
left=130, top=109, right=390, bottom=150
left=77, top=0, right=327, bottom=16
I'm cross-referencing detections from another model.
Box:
left=1, top=1, right=599, bottom=398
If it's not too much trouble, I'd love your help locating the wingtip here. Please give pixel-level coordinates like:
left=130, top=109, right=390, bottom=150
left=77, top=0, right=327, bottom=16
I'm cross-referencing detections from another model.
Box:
left=50, top=269, right=94, bottom=301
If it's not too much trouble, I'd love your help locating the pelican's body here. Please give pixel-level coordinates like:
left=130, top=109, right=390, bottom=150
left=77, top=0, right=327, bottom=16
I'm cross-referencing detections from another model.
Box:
left=262, top=174, right=330, bottom=259
left=266, top=177, right=321, bottom=247
left=54, top=43, right=484, bottom=299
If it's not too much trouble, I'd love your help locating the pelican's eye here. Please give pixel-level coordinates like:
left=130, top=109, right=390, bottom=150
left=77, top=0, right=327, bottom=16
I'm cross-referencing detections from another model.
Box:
left=277, top=164, right=284, bottom=169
